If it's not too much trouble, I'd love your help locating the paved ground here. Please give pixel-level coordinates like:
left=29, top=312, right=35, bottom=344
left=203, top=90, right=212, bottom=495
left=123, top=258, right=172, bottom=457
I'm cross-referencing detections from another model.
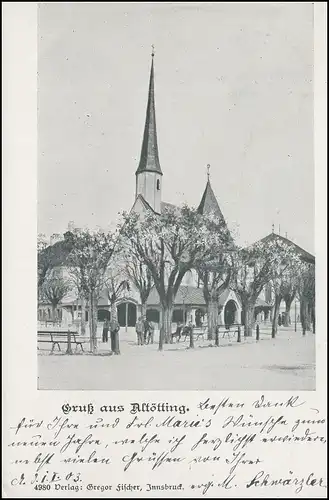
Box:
left=38, top=326, right=315, bottom=391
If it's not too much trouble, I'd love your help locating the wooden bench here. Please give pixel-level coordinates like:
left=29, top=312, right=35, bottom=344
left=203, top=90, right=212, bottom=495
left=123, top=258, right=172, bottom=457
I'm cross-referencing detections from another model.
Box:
left=182, top=327, right=206, bottom=341
left=218, top=325, right=241, bottom=340
left=37, top=330, right=87, bottom=353
left=171, top=326, right=207, bottom=342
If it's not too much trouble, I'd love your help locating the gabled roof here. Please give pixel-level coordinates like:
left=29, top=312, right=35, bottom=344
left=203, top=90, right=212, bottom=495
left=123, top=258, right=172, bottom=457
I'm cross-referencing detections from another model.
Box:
left=136, top=55, right=162, bottom=176
left=146, top=285, right=236, bottom=307
left=161, top=201, right=180, bottom=214
left=147, top=285, right=205, bottom=306
left=133, top=194, right=158, bottom=213
left=258, top=233, right=315, bottom=264
left=133, top=197, right=181, bottom=216
left=255, top=297, right=272, bottom=308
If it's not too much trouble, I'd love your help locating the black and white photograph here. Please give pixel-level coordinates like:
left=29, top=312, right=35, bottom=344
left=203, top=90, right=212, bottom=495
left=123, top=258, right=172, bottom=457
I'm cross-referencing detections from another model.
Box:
left=37, top=2, right=315, bottom=391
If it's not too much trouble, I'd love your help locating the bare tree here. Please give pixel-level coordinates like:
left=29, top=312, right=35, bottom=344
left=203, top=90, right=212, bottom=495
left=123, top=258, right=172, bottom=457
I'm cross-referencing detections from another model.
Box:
left=104, top=270, right=130, bottom=321
left=66, top=228, right=116, bottom=353
left=125, top=254, right=153, bottom=317
left=297, top=263, right=315, bottom=335
left=231, top=239, right=300, bottom=337
left=41, top=272, right=71, bottom=321
left=197, top=254, right=232, bottom=340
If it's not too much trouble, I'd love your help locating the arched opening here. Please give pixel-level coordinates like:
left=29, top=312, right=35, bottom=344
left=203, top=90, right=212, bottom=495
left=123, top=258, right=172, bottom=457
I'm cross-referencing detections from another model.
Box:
left=172, top=309, right=186, bottom=324
left=224, top=300, right=238, bottom=328
left=156, top=179, right=160, bottom=191
left=195, top=308, right=205, bottom=327
left=117, top=302, right=137, bottom=327
left=146, top=309, right=160, bottom=323
left=97, top=309, right=111, bottom=322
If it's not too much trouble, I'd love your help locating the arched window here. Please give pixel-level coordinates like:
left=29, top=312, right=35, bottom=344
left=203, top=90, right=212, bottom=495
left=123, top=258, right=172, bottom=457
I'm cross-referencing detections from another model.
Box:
left=156, top=179, right=160, bottom=190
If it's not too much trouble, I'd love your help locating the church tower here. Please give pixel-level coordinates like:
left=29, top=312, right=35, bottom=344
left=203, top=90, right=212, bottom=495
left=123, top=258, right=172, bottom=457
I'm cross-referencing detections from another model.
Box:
left=135, top=49, right=163, bottom=214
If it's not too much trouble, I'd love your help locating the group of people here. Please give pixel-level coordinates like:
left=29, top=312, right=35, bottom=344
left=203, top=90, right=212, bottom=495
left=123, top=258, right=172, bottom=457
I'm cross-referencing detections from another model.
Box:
left=135, top=317, right=155, bottom=345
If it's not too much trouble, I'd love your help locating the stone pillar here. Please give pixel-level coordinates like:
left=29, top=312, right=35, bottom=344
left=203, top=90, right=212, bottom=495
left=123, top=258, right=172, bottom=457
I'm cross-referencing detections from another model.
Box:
left=219, top=310, right=225, bottom=326
left=190, top=308, right=196, bottom=325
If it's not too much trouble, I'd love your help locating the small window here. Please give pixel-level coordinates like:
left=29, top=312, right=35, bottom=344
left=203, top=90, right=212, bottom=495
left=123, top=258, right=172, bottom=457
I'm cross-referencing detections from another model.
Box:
left=156, top=179, right=160, bottom=190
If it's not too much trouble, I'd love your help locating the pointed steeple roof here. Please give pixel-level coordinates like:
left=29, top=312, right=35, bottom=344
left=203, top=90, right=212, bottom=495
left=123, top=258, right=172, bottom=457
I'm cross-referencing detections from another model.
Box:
left=136, top=52, right=162, bottom=176
left=198, top=179, right=226, bottom=222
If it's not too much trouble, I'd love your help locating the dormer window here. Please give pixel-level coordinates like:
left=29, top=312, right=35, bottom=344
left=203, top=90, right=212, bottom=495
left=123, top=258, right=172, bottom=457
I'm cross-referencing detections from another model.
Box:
left=157, top=179, right=160, bottom=190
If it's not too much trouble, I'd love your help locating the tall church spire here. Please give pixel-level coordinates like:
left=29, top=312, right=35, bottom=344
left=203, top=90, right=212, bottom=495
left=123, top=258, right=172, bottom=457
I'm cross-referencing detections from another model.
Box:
left=136, top=50, right=162, bottom=175
left=135, top=49, right=163, bottom=213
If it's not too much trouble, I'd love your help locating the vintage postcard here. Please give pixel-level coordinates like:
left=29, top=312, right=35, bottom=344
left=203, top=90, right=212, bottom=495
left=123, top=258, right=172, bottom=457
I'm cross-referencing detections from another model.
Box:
left=3, top=2, right=327, bottom=497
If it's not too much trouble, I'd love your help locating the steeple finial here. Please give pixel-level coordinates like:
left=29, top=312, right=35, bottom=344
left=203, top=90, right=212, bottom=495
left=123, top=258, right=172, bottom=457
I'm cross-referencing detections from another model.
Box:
left=272, top=224, right=274, bottom=234
left=151, top=44, right=155, bottom=58
left=207, top=164, right=211, bottom=181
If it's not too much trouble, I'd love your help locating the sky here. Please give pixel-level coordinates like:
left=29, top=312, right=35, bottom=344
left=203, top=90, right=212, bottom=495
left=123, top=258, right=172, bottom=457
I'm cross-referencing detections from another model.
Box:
left=38, top=2, right=314, bottom=253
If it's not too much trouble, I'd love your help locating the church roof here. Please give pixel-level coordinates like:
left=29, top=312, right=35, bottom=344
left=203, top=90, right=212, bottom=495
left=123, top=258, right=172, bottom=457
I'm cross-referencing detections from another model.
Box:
left=147, top=285, right=205, bottom=307
left=146, top=285, right=234, bottom=307
left=136, top=55, right=162, bottom=176
left=258, top=233, right=315, bottom=264
left=198, top=179, right=233, bottom=244
left=198, top=179, right=226, bottom=221
left=161, top=201, right=180, bottom=214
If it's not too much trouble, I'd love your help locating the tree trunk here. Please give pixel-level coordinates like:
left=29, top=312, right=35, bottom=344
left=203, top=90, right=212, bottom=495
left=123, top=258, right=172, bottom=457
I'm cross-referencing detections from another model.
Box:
left=243, top=302, right=255, bottom=337
left=189, top=327, right=195, bottom=349
left=66, top=330, right=73, bottom=355
left=160, top=305, right=172, bottom=349
left=207, top=300, right=218, bottom=341
left=89, top=293, right=93, bottom=352
left=141, top=302, right=146, bottom=318
left=92, top=294, right=98, bottom=353
left=110, top=301, right=117, bottom=321
left=51, top=304, right=57, bottom=322
left=311, top=304, right=315, bottom=334
left=300, top=297, right=310, bottom=335
left=215, top=326, right=219, bottom=347
left=284, top=297, right=293, bottom=327
left=80, top=294, right=86, bottom=335
left=113, top=332, right=120, bottom=354
left=271, top=295, right=282, bottom=338
left=159, top=325, right=164, bottom=352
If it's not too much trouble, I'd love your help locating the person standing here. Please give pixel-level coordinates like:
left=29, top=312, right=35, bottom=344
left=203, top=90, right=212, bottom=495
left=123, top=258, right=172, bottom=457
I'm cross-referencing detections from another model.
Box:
left=135, top=317, right=144, bottom=345
left=147, top=321, right=155, bottom=344
left=110, top=317, right=121, bottom=355
left=143, top=317, right=149, bottom=344
left=278, top=313, right=282, bottom=327
left=102, top=317, right=109, bottom=343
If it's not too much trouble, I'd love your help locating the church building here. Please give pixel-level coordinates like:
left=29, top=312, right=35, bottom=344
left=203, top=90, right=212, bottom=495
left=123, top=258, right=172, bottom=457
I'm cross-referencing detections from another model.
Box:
left=38, top=51, right=314, bottom=331
left=124, top=51, right=243, bottom=328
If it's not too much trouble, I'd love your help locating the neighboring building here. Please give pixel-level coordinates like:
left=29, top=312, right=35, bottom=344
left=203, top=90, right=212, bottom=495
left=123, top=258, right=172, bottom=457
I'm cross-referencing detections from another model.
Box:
left=38, top=52, right=314, bottom=329
left=254, top=232, right=315, bottom=325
